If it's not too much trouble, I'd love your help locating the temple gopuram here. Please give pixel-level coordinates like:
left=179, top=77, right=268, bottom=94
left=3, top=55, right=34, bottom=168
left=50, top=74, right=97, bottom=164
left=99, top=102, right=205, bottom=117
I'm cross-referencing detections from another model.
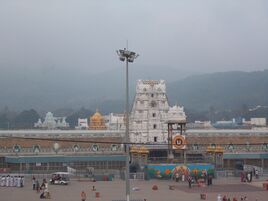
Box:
left=88, top=110, right=107, bottom=130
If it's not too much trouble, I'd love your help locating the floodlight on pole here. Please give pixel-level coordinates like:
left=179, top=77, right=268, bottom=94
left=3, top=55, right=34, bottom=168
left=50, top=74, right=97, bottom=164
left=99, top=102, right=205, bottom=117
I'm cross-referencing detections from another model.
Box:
left=116, top=48, right=138, bottom=201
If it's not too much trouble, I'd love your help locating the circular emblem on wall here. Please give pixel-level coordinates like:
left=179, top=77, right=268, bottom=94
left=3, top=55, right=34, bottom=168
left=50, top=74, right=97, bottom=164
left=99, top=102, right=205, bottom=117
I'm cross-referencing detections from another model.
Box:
left=73, top=144, right=80, bottom=152
left=228, top=144, right=234, bottom=150
left=172, top=135, right=186, bottom=149
left=13, top=144, right=21, bottom=153
left=33, top=145, right=41, bottom=154
left=262, top=143, right=268, bottom=150
left=53, top=142, right=60, bottom=153
left=92, top=144, right=99, bottom=152
left=111, top=144, right=118, bottom=151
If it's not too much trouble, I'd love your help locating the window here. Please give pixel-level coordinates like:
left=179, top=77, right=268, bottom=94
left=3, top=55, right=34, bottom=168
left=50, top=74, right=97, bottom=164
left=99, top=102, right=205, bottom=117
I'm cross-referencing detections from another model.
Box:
left=152, top=113, right=156, bottom=117
left=151, top=94, right=154, bottom=97
left=154, top=137, right=157, bottom=142
left=153, top=124, right=157, bottom=129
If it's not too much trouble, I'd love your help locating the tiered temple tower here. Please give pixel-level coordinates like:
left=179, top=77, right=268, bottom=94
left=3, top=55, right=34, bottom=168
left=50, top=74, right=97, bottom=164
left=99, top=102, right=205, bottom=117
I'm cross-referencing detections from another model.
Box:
left=88, top=110, right=107, bottom=130
left=130, top=80, right=186, bottom=143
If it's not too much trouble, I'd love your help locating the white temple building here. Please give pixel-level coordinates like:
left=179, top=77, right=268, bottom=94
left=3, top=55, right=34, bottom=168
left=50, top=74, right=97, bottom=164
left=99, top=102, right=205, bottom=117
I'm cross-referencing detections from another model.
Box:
left=76, top=118, right=88, bottom=129
left=130, top=80, right=186, bottom=143
left=73, top=80, right=186, bottom=144
left=34, top=112, right=69, bottom=129
left=104, top=113, right=126, bottom=131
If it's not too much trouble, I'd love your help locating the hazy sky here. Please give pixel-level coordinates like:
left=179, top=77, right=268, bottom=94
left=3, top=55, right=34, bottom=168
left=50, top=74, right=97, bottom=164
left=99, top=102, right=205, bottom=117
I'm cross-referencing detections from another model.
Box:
left=0, top=0, right=268, bottom=75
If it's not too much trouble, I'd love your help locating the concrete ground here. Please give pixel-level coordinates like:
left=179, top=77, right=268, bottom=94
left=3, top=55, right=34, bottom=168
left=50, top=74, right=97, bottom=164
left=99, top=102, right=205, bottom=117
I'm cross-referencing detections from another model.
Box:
left=0, top=176, right=267, bottom=201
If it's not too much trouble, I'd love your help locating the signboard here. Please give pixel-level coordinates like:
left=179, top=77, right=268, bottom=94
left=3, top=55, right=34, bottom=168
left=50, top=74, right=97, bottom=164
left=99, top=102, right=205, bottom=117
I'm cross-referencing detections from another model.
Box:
left=172, top=135, right=186, bottom=149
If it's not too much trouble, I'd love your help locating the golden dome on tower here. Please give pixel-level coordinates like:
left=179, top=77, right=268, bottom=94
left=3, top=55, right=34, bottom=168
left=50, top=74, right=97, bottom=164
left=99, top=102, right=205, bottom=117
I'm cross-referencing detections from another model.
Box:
left=88, top=110, right=107, bottom=130
left=130, top=146, right=139, bottom=153
left=91, top=111, right=102, bottom=121
left=139, top=145, right=149, bottom=154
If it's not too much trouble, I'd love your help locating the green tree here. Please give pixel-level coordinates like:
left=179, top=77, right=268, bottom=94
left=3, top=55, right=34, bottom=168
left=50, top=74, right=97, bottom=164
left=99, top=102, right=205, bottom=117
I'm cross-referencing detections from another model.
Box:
left=14, top=109, right=40, bottom=129
left=0, top=114, right=9, bottom=129
left=66, top=107, right=93, bottom=128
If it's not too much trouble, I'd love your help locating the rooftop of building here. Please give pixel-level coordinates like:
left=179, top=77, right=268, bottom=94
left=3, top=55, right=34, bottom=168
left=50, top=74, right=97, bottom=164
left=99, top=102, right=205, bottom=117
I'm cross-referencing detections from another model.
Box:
left=186, top=128, right=268, bottom=135
left=0, top=128, right=268, bottom=137
left=0, top=129, right=124, bottom=138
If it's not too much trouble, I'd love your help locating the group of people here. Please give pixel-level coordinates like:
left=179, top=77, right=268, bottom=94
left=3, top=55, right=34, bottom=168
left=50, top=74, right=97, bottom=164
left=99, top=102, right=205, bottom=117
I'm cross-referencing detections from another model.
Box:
left=0, top=175, right=24, bottom=187
left=174, top=172, right=186, bottom=182
left=240, top=168, right=259, bottom=183
left=240, top=171, right=253, bottom=183
left=80, top=185, right=98, bottom=201
left=219, top=194, right=250, bottom=201
left=51, top=174, right=61, bottom=183
left=186, top=172, right=213, bottom=188
left=32, top=176, right=51, bottom=199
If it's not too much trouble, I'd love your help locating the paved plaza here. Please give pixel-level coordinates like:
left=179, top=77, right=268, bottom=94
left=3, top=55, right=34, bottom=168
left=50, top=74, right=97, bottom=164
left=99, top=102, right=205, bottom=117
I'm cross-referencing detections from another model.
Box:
left=0, top=176, right=267, bottom=201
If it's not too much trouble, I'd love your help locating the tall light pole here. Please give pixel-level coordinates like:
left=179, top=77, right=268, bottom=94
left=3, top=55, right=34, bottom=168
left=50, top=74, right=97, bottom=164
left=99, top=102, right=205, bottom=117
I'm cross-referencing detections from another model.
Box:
left=116, top=48, right=139, bottom=201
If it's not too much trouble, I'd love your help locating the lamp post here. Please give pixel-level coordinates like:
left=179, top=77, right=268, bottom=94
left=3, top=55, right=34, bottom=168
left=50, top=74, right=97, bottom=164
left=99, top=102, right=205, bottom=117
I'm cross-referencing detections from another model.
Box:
left=116, top=48, right=139, bottom=201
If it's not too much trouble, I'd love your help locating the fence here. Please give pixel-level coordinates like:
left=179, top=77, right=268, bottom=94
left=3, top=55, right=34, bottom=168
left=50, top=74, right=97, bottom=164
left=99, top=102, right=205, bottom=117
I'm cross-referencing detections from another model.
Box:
left=5, top=160, right=125, bottom=175
left=215, top=170, right=235, bottom=177
left=112, top=200, right=144, bottom=201
left=216, top=168, right=267, bottom=178
left=129, top=172, right=144, bottom=180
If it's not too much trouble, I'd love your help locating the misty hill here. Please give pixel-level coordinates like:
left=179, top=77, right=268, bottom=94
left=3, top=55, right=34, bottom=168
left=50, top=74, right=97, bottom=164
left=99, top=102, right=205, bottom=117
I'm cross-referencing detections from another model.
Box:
left=0, top=66, right=268, bottom=114
left=1, top=69, right=268, bottom=129
left=0, top=65, right=191, bottom=112
left=167, top=70, right=268, bottom=111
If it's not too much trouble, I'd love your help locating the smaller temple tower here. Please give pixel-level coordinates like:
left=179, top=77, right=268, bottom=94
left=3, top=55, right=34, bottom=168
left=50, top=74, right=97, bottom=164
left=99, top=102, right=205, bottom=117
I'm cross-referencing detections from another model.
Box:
left=88, top=110, right=107, bottom=130
left=206, top=145, right=224, bottom=169
left=130, top=146, right=149, bottom=169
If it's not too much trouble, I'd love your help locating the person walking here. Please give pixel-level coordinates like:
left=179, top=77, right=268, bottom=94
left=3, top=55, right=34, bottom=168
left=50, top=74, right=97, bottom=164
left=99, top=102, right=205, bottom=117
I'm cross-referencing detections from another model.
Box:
left=255, top=169, right=259, bottom=179
left=217, top=194, right=222, bottom=201
left=92, top=185, right=96, bottom=191
left=17, top=176, right=21, bottom=188
left=21, top=176, right=25, bottom=187
left=81, top=191, right=87, bottom=201
left=207, top=174, right=213, bottom=186
left=175, top=172, right=179, bottom=182
left=32, top=176, right=36, bottom=190
left=36, top=180, right=40, bottom=193
left=241, top=172, right=246, bottom=182
left=187, top=175, right=192, bottom=188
